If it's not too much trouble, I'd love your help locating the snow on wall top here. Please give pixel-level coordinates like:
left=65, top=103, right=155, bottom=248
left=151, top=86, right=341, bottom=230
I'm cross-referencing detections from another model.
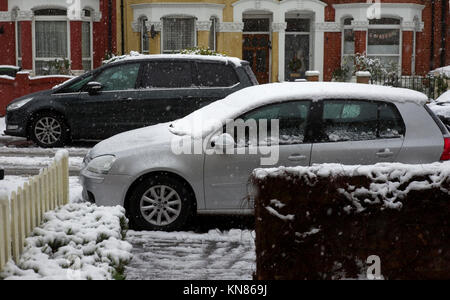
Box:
left=254, top=161, right=450, bottom=213
left=170, top=82, right=428, bottom=138
left=104, top=51, right=244, bottom=67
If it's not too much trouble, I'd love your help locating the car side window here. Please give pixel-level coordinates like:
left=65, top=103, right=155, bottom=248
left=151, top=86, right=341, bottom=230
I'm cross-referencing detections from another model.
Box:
left=318, top=100, right=405, bottom=143
left=94, top=63, right=141, bottom=92
left=196, top=62, right=239, bottom=87
left=379, top=103, right=405, bottom=138
left=58, top=74, right=94, bottom=93
left=229, top=101, right=311, bottom=146
left=142, top=61, right=194, bottom=88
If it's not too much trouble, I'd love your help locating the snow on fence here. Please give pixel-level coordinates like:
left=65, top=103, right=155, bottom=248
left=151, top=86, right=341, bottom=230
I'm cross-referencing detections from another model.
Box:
left=0, top=150, right=69, bottom=270
left=252, top=163, right=450, bottom=280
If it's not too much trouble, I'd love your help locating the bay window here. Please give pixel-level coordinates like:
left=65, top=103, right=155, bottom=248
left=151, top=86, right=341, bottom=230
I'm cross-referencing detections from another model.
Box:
left=162, top=17, right=196, bottom=53
left=342, top=18, right=355, bottom=72
left=367, top=18, right=401, bottom=72
left=82, top=9, right=93, bottom=72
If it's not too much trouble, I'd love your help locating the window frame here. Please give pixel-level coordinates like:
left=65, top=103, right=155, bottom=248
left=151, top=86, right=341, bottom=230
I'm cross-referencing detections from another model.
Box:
left=32, top=8, right=70, bottom=75
left=366, top=18, right=402, bottom=73
left=228, top=99, right=314, bottom=147
left=161, top=16, right=197, bottom=53
left=80, top=8, right=94, bottom=72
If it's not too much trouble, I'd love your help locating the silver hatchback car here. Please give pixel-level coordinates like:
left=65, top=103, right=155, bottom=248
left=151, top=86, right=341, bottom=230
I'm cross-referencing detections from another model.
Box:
left=81, top=82, right=450, bottom=230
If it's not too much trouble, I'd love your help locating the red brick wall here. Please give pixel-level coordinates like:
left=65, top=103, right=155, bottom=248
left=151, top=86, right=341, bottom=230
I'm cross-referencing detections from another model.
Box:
left=324, top=32, right=342, bottom=81
left=0, top=72, right=73, bottom=116
left=70, top=21, right=83, bottom=71
left=402, top=31, right=413, bottom=75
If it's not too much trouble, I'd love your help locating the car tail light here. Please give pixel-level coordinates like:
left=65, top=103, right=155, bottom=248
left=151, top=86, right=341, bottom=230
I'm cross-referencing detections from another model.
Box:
left=440, top=138, right=450, bottom=161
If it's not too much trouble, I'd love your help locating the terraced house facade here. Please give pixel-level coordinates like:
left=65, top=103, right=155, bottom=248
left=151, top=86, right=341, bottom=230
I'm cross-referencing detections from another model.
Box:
left=0, top=0, right=448, bottom=82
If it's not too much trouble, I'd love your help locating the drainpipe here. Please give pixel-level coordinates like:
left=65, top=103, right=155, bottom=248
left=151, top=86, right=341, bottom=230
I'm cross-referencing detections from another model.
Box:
left=108, top=0, right=113, bottom=54
left=121, top=0, right=125, bottom=55
left=430, top=0, right=435, bottom=71
left=441, top=0, right=447, bottom=67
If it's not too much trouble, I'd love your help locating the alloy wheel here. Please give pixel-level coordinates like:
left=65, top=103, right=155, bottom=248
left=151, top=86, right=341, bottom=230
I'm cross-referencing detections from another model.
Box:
left=140, top=185, right=183, bottom=226
left=34, top=116, right=63, bottom=146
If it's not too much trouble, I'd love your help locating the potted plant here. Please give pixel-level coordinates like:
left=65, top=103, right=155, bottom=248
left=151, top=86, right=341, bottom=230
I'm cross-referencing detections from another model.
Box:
left=288, top=55, right=302, bottom=80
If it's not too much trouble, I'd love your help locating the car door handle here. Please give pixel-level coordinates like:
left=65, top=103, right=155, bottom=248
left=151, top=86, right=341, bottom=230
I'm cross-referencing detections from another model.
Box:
left=376, top=149, right=394, bottom=158
left=288, top=154, right=307, bottom=161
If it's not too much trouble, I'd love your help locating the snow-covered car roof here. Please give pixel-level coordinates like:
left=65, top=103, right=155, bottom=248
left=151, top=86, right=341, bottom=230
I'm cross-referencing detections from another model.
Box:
left=170, top=82, right=429, bottom=138
left=436, top=90, right=450, bottom=103
left=104, top=52, right=245, bottom=67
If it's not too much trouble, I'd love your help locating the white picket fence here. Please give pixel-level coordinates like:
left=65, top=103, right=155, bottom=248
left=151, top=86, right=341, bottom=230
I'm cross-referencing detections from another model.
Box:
left=0, top=150, right=70, bottom=271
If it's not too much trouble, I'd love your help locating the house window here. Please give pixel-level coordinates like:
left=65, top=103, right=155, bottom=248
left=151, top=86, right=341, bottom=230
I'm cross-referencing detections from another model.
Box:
left=367, top=18, right=401, bottom=71
left=162, top=17, right=196, bottom=53
left=34, top=9, right=69, bottom=75
left=285, top=18, right=311, bottom=80
left=82, top=9, right=93, bottom=72
left=140, top=17, right=149, bottom=54
left=209, top=17, right=217, bottom=51
left=342, top=18, right=355, bottom=72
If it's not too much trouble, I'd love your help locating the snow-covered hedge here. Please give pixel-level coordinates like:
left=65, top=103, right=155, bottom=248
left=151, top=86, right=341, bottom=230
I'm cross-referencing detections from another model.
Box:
left=252, top=162, right=450, bottom=280
left=0, top=203, right=132, bottom=280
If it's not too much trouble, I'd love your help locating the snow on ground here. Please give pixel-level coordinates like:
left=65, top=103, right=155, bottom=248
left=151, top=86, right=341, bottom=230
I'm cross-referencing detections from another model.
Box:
left=125, top=230, right=256, bottom=280
left=0, top=203, right=132, bottom=280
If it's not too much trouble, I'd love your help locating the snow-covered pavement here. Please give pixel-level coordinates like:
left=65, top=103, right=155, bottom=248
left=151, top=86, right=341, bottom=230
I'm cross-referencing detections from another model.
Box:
left=125, top=230, right=256, bottom=280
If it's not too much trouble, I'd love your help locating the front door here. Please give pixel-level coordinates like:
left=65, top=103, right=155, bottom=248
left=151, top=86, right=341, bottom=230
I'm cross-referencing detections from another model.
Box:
left=243, top=34, right=270, bottom=84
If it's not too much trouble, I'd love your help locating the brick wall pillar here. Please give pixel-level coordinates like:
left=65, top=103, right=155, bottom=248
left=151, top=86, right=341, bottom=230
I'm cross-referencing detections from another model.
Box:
left=19, top=21, right=33, bottom=71
left=354, top=30, right=367, bottom=56
left=402, top=31, right=414, bottom=76
left=70, top=21, right=83, bottom=72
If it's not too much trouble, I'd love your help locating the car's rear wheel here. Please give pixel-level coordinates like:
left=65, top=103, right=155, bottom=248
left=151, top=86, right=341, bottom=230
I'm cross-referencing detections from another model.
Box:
left=128, top=175, right=196, bottom=231
left=30, top=113, right=69, bottom=148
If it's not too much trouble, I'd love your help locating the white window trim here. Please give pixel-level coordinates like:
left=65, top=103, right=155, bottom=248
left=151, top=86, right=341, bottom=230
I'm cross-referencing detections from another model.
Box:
left=81, top=9, right=94, bottom=71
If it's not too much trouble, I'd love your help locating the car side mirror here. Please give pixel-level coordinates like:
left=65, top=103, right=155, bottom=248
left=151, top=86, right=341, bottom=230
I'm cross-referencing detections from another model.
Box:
left=211, top=133, right=235, bottom=153
left=86, top=81, right=103, bottom=95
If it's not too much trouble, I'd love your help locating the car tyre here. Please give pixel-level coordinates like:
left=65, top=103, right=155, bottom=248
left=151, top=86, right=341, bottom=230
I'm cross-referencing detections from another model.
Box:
left=29, top=113, right=69, bottom=148
left=128, top=174, right=196, bottom=231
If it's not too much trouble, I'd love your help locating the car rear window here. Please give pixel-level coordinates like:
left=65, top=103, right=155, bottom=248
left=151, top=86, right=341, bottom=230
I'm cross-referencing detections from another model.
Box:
left=424, top=104, right=449, bottom=135
left=196, top=62, right=239, bottom=87
left=318, top=100, right=405, bottom=143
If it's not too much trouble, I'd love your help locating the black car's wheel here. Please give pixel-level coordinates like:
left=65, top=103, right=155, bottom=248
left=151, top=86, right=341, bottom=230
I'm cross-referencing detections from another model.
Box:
left=30, top=113, right=69, bottom=148
left=128, top=175, right=196, bottom=231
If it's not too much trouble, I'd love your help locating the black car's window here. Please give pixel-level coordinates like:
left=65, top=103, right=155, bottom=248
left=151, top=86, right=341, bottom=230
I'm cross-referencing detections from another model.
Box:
left=94, top=63, right=141, bottom=91
left=228, top=101, right=311, bottom=146
left=318, top=100, right=405, bottom=143
left=58, top=74, right=94, bottom=93
left=142, top=61, right=194, bottom=88
left=196, top=62, right=239, bottom=87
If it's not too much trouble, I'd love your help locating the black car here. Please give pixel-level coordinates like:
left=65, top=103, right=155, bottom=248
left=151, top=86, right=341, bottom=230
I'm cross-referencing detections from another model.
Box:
left=5, top=55, right=258, bottom=148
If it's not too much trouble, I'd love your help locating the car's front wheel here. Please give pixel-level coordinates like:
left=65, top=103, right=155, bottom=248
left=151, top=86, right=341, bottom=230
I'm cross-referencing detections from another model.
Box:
left=30, top=113, right=69, bottom=148
left=128, top=174, right=196, bottom=231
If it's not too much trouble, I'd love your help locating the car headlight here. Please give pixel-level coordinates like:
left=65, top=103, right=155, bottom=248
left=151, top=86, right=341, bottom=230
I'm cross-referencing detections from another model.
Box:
left=7, top=97, right=33, bottom=111
left=86, top=155, right=116, bottom=174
